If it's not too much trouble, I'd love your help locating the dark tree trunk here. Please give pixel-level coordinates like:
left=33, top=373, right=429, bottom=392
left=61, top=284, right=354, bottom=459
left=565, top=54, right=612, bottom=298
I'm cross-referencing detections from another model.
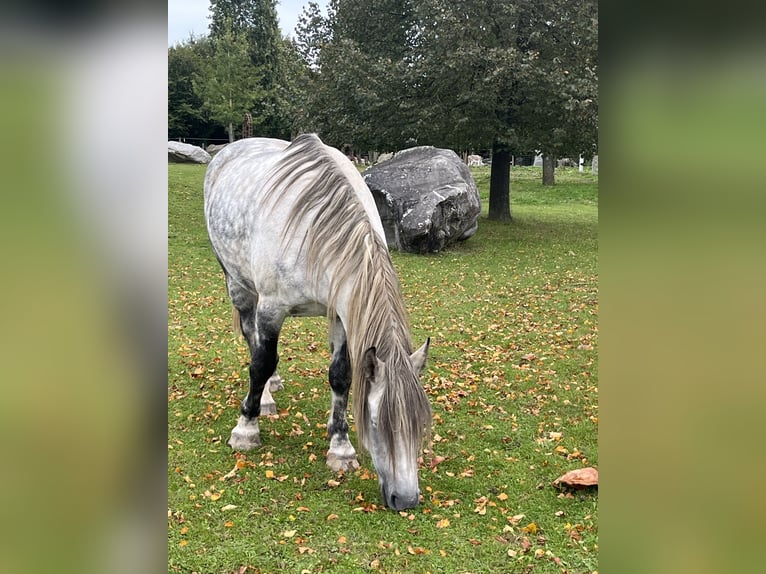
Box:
left=488, top=142, right=512, bottom=222
left=542, top=154, right=555, bottom=186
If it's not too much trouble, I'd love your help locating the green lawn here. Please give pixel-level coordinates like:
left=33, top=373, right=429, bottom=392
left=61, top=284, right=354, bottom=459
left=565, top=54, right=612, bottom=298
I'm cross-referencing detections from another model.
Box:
left=168, top=163, right=598, bottom=574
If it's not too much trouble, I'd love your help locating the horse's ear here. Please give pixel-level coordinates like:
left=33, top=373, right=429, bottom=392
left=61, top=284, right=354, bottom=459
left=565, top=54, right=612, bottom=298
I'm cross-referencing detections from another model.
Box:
left=410, top=337, right=430, bottom=375
left=363, top=347, right=378, bottom=381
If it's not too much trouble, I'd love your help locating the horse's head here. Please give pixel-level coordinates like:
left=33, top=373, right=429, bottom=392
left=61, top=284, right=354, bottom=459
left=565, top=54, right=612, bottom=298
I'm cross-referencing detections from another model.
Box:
left=360, top=339, right=431, bottom=511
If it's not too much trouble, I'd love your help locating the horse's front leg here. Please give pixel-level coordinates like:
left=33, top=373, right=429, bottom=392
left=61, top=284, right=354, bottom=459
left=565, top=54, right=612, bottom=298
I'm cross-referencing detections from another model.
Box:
left=326, top=322, right=359, bottom=472
left=229, top=306, right=282, bottom=450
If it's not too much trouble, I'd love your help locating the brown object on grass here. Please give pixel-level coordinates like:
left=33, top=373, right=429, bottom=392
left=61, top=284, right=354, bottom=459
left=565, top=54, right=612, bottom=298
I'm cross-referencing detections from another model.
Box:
left=553, top=467, right=598, bottom=489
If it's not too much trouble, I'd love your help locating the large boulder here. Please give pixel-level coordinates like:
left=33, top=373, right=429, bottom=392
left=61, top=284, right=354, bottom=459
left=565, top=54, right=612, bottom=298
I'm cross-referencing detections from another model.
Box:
left=362, top=146, right=481, bottom=253
left=168, top=141, right=211, bottom=164
left=206, top=143, right=228, bottom=156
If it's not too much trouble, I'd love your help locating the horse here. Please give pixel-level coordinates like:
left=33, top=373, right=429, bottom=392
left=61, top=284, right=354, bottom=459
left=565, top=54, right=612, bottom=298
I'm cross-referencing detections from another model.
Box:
left=203, top=133, right=432, bottom=511
left=466, top=154, right=483, bottom=167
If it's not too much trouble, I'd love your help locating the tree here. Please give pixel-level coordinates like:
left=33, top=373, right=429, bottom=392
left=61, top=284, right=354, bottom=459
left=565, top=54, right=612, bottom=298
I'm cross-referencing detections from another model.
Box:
left=412, top=0, right=520, bottom=220
left=168, top=38, right=207, bottom=139
left=168, top=35, right=228, bottom=143
left=277, top=36, right=312, bottom=137
left=295, top=1, right=332, bottom=71
left=293, top=0, right=597, bottom=216
left=508, top=0, right=598, bottom=186
left=297, top=0, right=423, bottom=150
left=209, top=0, right=292, bottom=139
left=193, top=19, right=266, bottom=142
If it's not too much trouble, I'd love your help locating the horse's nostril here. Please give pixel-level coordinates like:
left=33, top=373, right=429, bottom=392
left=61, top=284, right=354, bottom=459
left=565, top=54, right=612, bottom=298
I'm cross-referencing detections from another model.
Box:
left=389, top=492, right=418, bottom=511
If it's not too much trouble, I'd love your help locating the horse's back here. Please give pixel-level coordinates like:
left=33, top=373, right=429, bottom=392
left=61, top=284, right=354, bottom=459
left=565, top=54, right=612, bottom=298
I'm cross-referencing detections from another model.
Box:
left=204, top=137, right=289, bottom=203
left=204, top=134, right=387, bottom=314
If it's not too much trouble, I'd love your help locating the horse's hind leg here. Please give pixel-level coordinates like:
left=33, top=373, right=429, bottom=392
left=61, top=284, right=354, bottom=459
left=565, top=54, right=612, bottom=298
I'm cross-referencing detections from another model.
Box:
left=228, top=284, right=284, bottom=450
left=268, top=371, right=284, bottom=393
left=326, top=320, right=360, bottom=472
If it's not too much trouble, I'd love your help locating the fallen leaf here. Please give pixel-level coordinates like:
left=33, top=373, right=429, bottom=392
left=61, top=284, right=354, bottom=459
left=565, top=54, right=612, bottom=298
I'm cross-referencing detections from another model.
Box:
left=337, top=536, right=347, bottom=544
left=180, top=526, right=188, bottom=535
left=497, top=492, right=509, bottom=501
left=265, top=470, right=275, bottom=479
left=282, top=530, right=297, bottom=538
left=436, top=518, right=450, bottom=528
left=370, top=559, right=380, bottom=569
left=326, top=513, right=339, bottom=521
left=222, top=463, right=239, bottom=480
left=429, top=455, right=446, bottom=469
left=221, top=504, right=238, bottom=511
left=327, top=479, right=341, bottom=487
left=297, top=546, right=315, bottom=554
left=224, top=521, right=234, bottom=527
left=553, top=467, right=598, bottom=488
left=521, top=522, right=538, bottom=535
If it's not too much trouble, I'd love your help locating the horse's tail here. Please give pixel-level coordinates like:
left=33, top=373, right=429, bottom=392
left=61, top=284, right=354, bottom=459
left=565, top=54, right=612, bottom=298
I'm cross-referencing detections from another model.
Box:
left=232, top=306, right=242, bottom=336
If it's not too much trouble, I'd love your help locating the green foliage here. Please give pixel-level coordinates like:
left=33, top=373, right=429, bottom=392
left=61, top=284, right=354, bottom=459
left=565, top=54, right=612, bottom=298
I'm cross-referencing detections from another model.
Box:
left=193, top=19, right=266, bottom=142
left=169, top=36, right=226, bottom=142
left=295, top=1, right=333, bottom=70
left=168, top=163, right=598, bottom=573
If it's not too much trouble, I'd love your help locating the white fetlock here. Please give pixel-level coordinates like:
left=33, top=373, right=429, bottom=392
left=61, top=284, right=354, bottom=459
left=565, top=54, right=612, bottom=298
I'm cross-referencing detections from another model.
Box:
left=326, top=452, right=360, bottom=472
left=326, top=435, right=359, bottom=471
left=228, top=415, right=261, bottom=450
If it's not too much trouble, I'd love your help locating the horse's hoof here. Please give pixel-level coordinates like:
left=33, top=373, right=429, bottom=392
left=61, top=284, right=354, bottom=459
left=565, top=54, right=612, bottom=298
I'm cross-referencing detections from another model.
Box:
left=268, top=373, right=284, bottom=392
left=228, top=432, right=261, bottom=450
left=326, top=453, right=360, bottom=472
left=228, top=416, right=261, bottom=450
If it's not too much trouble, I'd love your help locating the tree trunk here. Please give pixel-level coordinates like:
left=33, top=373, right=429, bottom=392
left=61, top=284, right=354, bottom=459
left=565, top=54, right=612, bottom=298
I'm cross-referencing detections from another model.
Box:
left=228, top=123, right=235, bottom=143
left=542, top=154, right=555, bottom=186
left=488, top=142, right=512, bottom=222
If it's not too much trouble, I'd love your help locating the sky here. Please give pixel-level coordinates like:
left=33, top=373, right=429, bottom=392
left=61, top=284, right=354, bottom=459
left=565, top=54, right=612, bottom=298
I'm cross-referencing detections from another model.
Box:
left=168, top=0, right=327, bottom=46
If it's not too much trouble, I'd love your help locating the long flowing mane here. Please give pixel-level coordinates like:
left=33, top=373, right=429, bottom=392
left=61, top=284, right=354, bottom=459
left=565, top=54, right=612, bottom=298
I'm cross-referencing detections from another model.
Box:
left=262, top=134, right=431, bottom=465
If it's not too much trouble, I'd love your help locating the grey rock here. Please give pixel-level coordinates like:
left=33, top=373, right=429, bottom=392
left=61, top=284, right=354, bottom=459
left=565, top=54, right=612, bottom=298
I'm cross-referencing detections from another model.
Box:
left=533, top=153, right=543, bottom=167
left=206, top=143, right=228, bottom=156
left=168, top=141, right=211, bottom=164
left=592, top=155, right=598, bottom=174
left=363, top=146, right=481, bottom=253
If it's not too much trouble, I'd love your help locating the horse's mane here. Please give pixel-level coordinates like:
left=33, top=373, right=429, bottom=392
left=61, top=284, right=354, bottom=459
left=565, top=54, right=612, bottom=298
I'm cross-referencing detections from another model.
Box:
left=262, top=133, right=431, bottom=468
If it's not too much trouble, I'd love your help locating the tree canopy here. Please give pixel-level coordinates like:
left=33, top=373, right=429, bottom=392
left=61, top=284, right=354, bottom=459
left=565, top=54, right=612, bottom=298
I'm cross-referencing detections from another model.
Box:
left=169, top=0, right=597, bottom=219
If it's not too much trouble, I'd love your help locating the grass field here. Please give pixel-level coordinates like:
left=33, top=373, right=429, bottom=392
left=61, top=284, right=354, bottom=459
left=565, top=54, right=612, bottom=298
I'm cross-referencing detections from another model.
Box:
left=168, top=163, right=598, bottom=574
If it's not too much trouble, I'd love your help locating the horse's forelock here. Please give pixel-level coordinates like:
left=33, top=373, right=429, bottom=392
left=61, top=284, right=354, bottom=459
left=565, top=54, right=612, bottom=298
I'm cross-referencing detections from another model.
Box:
left=377, top=349, right=432, bottom=473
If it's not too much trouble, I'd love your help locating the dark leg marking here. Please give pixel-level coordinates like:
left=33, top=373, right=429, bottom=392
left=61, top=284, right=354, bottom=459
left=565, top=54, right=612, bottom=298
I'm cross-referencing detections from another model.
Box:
left=328, top=342, right=351, bottom=439
left=225, top=274, right=282, bottom=449
left=326, top=332, right=359, bottom=471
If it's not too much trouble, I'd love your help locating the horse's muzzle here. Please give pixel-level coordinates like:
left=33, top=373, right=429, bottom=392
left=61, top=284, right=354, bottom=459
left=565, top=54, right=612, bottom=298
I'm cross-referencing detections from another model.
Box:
left=385, top=489, right=420, bottom=511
